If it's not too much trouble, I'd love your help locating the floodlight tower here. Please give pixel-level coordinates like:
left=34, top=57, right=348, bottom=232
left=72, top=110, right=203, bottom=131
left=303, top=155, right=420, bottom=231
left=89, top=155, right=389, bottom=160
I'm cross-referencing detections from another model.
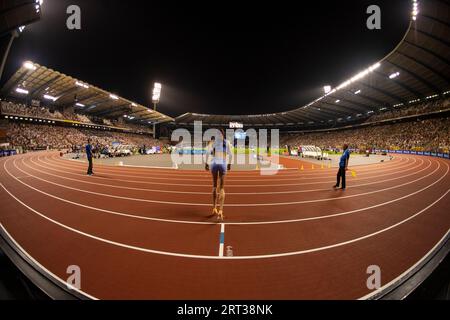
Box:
left=151, top=82, right=162, bottom=138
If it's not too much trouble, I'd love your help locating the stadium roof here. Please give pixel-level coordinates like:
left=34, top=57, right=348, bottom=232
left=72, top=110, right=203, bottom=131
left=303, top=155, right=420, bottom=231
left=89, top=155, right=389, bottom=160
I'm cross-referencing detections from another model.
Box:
left=0, top=61, right=174, bottom=124
left=175, top=0, right=450, bottom=128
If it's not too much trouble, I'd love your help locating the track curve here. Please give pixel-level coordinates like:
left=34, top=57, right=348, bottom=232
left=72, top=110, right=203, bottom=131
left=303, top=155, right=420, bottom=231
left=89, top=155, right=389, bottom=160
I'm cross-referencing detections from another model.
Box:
left=0, top=151, right=449, bottom=299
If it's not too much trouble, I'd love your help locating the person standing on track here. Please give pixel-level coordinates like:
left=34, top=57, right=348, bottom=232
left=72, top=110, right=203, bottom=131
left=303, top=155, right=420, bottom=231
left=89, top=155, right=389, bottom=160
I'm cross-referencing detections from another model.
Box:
left=205, top=129, right=233, bottom=221
left=86, top=138, right=94, bottom=176
left=334, top=144, right=350, bottom=190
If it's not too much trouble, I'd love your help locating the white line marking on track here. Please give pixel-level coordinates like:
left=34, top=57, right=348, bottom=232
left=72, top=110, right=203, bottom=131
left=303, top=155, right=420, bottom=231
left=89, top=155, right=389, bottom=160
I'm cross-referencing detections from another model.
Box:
left=219, top=223, right=225, bottom=257
left=1, top=182, right=448, bottom=260
left=46, top=155, right=414, bottom=187
left=53, top=155, right=410, bottom=181
left=2, top=157, right=448, bottom=226
left=15, top=157, right=441, bottom=207
left=31, top=156, right=427, bottom=195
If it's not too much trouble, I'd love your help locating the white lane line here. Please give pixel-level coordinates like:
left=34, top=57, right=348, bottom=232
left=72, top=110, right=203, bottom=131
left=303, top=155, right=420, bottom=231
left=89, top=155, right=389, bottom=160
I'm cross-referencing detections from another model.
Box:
left=3, top=157, right=448, bottom=226
left=46, top=155, right=413, bottom=181
left=54, top=154, right=408, bottom=178
left=57, top=153, right=403, bottom=176
left=16, top=176, right=31, bottom=180
left=219, top=223, right=225, bottom=257
left=0, top=223, right=98, bottom=300
left=44, top=155, right=414, bottom=187
left=1, top=182, right=448, bottom=260
left=49, top=155, right=410, bottom=182
left=16, top=157, right=440, bottom=207
left=39, top=158, right=417, bottom=189
left=31, top=156, right=428, bottom=195
left=359, top=229, right=450, bottom=300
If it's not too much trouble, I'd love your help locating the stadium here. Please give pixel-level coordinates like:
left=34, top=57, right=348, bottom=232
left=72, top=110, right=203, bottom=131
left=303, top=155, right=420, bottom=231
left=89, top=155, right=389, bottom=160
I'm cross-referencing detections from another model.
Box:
left=0, top=0, right=449, bottom=303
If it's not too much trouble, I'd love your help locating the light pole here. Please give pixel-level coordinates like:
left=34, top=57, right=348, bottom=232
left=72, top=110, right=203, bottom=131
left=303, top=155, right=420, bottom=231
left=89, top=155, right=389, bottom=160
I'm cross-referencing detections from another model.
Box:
left=152, top=82, right=162, bottom=138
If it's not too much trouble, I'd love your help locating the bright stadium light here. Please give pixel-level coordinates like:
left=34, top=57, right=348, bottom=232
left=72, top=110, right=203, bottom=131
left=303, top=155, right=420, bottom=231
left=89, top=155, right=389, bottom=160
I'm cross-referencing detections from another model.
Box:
left=152, top=82, right=162, bottom=104
left=75, top=81, right=89, bottom=89
left=151, top=82, right=162, bottom=138
left=412, top=0, right=419, bottom=20
left=110, top=94, right=119, bottom=100
left=323, top=85, right=331, bottom=94
left=43, top=94, right=58, bottom=101
left=389, top=72, right=400, bottom=79
left=23, top=61, right=37, bottom=70
left=16, top=88, right=29, bottom=95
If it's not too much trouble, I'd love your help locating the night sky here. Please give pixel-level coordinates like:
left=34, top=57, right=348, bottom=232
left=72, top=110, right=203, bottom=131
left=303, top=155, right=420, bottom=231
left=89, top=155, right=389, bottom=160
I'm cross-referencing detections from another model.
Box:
left=3, top=0, right=412, bottom=118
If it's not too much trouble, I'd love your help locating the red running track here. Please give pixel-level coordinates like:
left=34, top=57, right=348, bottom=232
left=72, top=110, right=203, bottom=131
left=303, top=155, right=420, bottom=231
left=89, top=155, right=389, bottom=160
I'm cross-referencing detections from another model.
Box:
left=0, top=151, right=449, bottom=299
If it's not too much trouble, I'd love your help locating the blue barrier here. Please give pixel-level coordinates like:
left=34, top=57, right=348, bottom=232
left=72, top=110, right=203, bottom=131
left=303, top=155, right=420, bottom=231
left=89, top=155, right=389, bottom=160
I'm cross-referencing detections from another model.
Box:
left=372, top=149, right=449, bottom=160
left=388, top=150, right=450, bottom=159
left=0, top=150, right=17, bottom=157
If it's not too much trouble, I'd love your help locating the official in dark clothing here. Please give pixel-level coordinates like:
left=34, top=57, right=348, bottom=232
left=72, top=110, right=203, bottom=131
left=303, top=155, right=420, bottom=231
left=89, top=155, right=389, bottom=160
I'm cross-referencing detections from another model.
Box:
left=334, top=144, right=350, bottom=190
left=86, top=139, right=94, bottom=176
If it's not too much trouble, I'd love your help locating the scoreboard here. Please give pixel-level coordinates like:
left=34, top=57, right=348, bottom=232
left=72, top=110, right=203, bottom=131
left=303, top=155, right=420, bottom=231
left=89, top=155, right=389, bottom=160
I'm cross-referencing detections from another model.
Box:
left=229, top=122, right=243, bottom=129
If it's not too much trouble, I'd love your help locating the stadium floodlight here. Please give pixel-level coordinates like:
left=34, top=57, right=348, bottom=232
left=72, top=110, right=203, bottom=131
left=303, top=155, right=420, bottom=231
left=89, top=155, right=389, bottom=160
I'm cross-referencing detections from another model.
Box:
left=16, top=88, right=29, bottom=95
left=23, top=61, right=37, bottom=70
left=412, top=0, right=419, bottom=20
left=389, top=72, right=400, bottom=79
left=43, top=94, right=58, bottom=101
left=110, top=94, right=119, bottom=100
left=323, top=86, right=331, bottom=94
left=152, top=82, right=162, bottom=104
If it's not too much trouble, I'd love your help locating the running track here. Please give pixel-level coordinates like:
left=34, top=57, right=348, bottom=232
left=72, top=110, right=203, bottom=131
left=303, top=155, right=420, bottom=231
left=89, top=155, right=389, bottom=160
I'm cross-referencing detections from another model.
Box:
left=0, top=152, right=449, bottom=299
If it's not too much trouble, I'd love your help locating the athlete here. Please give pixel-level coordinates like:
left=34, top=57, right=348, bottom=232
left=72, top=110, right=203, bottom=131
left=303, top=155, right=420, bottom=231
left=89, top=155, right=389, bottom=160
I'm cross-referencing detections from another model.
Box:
left=205, top=129, right=233, bottom=221
left=334, top=144, right=350, bottom=190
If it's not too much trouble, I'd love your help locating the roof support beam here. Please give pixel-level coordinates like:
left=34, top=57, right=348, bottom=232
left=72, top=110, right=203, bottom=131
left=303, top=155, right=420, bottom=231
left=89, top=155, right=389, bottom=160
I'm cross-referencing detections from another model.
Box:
left=358, top=81, right=406, bottom=104
left=90, top=103, right=130, bottom=117
left=411, top=27, right=450, bottom=48
left=0, top=71, right=28, bottom=96
left=403, top=39, right=450, bottom=67
left=421, top=14, right=450, bottom=29
left=386, top=59, right=441, bottom=93
left=29, top=75, right=62, bottom=98
left=318, top=101, right=363, bottom=116
left=396, top=51, right=450, bottom=85
left=373, top=70, right=422, bottom=98
left=345, top=90, right=386, bottom=107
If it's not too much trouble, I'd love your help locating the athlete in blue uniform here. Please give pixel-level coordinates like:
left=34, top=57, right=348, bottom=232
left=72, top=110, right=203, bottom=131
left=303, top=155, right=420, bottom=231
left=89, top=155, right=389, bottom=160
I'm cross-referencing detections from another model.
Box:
left=86, top=138, right=94, bottom=176
left=205, top=130, right=233, bottom=221
left=334, top=144, right=350, bottom=190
